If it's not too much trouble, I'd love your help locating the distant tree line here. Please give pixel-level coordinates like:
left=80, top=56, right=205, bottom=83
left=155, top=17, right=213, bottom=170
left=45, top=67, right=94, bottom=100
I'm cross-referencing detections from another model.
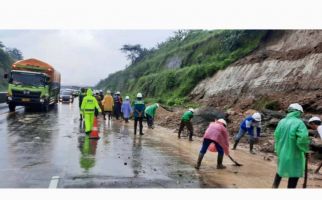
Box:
left=120, top=30, right=192, bottom=66
left=0, top=41, right=23, bottom=61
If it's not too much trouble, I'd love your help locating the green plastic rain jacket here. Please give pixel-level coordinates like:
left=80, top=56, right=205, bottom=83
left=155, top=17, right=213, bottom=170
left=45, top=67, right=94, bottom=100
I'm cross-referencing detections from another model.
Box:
left=274, top=111, right=309, bottom=177
left=145, top=103, right=159, bottom=117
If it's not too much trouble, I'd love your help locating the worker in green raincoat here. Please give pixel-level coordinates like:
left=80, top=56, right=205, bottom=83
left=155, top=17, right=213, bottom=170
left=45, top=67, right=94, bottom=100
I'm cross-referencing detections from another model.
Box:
left=272, top=103, right=309, bottom=188
left=81, top=88, right=102, bottom=134
left=145, top=103, right=159, bottom=129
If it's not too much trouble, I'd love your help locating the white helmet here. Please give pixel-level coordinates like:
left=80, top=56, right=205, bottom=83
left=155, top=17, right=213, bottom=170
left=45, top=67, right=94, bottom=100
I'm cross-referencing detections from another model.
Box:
left=137, top=93, right=143, bottom=98
left=189, top=108, right=194, bottom=112
left=252, top=112, right=261, bottom=122
left=309, top=116, right=321, bottom=123
left=217, top=119, right=227, bottom=126
left=116, top=91, right=120, bottom=95
left=106, top=90, right=111, bottom=94
left=156, top=103, right=159, bottom=108
left=288, top=103, right=303, bottom=113
left=125, top=96, right=130, bottom=100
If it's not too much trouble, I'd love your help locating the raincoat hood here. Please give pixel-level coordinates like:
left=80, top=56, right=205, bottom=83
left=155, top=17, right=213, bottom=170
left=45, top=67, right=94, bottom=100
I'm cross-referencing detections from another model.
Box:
left=287, top=110, right=301, bottom=118
left=87, top=88, right=93, bottom=96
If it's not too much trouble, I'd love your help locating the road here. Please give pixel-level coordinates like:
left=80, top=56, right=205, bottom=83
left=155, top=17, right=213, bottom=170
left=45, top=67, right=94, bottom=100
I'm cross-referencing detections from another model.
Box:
left=1, top=99, right=322, bottom=188
left=0, top=99, right=208, bottom=188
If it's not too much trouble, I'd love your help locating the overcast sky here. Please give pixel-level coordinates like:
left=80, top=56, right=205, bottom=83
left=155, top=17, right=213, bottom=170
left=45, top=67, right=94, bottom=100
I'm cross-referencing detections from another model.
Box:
left=0, top=30, right=175, bottom=86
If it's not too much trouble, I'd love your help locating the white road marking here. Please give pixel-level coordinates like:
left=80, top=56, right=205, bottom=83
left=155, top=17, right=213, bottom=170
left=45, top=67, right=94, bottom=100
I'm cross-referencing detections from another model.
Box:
left=48, top=176, right=60, bottom=188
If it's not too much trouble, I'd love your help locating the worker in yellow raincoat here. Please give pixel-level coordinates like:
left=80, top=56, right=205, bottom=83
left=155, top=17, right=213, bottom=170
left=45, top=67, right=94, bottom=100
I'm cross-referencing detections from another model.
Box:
left=81, top=88, right=102, bottom=134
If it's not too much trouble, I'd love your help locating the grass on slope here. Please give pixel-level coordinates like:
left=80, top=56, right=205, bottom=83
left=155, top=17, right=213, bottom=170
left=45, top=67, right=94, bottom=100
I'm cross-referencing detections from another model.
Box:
left=96, top=30, right=268, bottom=107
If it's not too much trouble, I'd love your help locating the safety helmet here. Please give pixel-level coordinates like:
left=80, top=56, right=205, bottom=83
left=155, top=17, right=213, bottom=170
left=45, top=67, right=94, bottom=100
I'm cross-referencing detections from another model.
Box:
left=125, top=96, right=130, bottom=100
left=288, top=103, right=303, bottom=113
left=116, top=91, right=120, bottom=95
left=156, top=103, right=159, bottom=108
left=189, top=108, right=194, bottom=112
left=252, top=112, right=261, bottom=122
left=106, top=90, right=111, bottom=94
left=309, top=116, right=321, bottom=123
left=137, top=93, right=143, bottom=98
left=217, top=119, right=227, bottom=126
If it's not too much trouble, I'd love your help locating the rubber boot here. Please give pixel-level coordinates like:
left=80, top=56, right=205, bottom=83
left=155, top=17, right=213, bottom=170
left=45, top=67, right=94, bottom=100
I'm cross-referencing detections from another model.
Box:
left=232, top=139, right=239, bottom=150
left=139, top=125, right=144, bottom=135
left=217, top=154, right=226, bottom=169
left=272, top=173, right=282, bottom=188
left=178, top=132, right=181, bottom=139
left=250, top=141, right=256, bottom=154
left=134, top=126, right=137, bottom=135
left=195, top=153, right=204, bottom=170
left=189, top=135, right=193, bottom=141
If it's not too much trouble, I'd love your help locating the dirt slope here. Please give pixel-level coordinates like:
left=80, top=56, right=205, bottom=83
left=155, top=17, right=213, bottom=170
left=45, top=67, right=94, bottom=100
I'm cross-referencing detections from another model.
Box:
left=190, top=30, right=322, bottom=111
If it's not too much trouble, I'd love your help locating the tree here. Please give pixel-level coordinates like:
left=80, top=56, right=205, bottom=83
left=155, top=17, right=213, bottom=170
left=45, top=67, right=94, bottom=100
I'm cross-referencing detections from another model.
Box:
left=6, top=48, right=23, bottom=60
left=120, top=44, right=150, bottom=65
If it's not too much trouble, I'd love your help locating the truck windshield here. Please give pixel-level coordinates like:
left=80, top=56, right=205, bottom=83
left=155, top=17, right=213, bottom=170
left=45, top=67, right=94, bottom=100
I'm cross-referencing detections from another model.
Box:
left=10, top=72, right=47, bottom=87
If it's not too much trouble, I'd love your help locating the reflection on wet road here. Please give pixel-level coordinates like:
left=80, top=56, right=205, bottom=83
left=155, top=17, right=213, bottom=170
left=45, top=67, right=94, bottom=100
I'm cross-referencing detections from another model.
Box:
left=0, top=100, right=203, bottom=188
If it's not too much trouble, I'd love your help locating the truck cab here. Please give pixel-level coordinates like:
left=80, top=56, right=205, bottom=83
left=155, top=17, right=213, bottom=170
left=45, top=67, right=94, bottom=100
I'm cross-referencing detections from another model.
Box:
left=5, top=58, right=61, bottom=112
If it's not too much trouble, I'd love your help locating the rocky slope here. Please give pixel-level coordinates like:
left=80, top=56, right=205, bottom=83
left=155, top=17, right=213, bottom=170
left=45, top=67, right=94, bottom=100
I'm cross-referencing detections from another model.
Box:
left=190, top=30, right=322, bottom=112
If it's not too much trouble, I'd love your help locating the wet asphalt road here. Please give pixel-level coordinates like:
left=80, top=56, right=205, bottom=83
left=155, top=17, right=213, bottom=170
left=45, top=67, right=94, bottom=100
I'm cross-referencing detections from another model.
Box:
left=0, top=99, right=205, bottom=188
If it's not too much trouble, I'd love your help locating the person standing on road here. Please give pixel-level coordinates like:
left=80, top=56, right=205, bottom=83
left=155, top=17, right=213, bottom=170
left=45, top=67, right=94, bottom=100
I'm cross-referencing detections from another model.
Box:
left=308, top=116, right=322, bottom=174
left=272, top=103, right=309, bottom=189
left=99, top=90, right=104, bottom=100
left=94, top=91, right=103, bottom=118
left=145, top=103, right=159, bottom=129
left=79, top=88, right=87, bottom=121
left=113, top=91, right=123, bottom=120
left=81, top=88, right=102, bottom=135
left=102, top=90, right=114, bottom=120
left=195, top=119, right=229, bottom=170
left=121, top=96, right=132, bottom=123
left=133, top=93, right=145, bottom=135
left=178, top=108, right=194, bottom=141
left=232, top=112, right=262, bottom=154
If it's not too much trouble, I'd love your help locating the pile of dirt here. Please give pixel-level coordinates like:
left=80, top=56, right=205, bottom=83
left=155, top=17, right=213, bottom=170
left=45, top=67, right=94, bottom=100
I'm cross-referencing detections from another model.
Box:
left=155, top=105, right=184, bottom=131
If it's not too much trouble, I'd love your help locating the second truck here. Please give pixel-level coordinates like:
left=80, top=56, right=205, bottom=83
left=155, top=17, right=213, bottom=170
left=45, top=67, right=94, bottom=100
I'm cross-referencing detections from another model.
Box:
left=4, top=58, right=61, bottom=112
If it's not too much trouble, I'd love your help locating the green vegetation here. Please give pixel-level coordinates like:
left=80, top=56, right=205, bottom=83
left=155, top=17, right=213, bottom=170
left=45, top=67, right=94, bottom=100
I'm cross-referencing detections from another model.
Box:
left=96, top=30, right=269, bottom=106
left=252, top=96, right=281, bottom=111
left=0, top=42, right=22, bottom=91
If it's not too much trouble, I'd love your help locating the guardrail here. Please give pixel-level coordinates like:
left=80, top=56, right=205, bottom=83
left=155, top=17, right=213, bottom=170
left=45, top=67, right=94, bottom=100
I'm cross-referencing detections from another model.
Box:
left=0, top=92, right=7, bottom=103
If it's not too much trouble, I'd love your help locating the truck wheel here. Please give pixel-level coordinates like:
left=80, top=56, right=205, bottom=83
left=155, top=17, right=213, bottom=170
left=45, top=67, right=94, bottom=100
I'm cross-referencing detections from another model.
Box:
left=9, top=103, right=16, bottom=112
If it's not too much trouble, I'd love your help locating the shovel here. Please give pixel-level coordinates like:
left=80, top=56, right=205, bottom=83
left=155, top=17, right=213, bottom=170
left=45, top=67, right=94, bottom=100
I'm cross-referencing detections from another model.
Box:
left=228, top=155, right=243, bottom=166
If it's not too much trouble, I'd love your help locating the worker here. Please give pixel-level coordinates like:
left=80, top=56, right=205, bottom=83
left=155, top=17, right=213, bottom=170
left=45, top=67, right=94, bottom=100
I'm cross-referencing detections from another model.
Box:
left=272, top=103, right=309, bottom=188
left=81, top=88, right=102, bottom=135
left=101, top=90, right=114, bottom=120
left=133, top=93, right=145, bottom=135
left=94, top=91, right=103, bottom=117
left=232, top=112, right=262, bottom=154
left=79, top=88, right=87, bottom=121
left=145, top=103, right=159, bottom=129
left=113, top=91, right=123, bottom=120
left=195, top=119, right=229, bottom=170
left=308, top=116, right=322, bottom=174
left=121, top=96, right=132, bottom=123
left=178, top=108, right=194, bottom=141
left=99, top=90, right=104, bottom=100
